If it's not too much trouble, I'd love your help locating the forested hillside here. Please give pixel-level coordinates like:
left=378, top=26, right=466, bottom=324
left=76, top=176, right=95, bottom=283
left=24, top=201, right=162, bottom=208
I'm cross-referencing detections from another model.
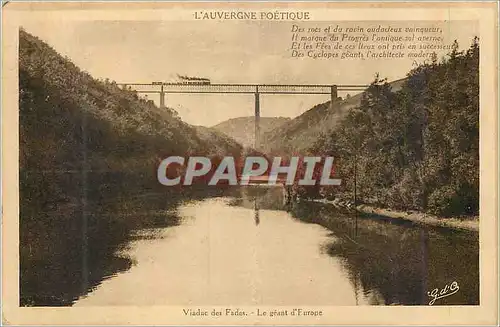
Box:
left=213, top=116, right=290, bottom=148
left=19, top=29, right=242, bottom=175
left=193, top=125, right=244, bottom=155
left=19, top=29, right=242, bottom=306
left=259, top=79, right=406, bottom=154
left=311, top=39, right=479, bottom=217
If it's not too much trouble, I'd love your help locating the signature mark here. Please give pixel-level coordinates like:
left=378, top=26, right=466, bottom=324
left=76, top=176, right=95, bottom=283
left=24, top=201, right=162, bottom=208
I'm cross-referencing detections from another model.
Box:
left=427, top=281, right=460, bottom=305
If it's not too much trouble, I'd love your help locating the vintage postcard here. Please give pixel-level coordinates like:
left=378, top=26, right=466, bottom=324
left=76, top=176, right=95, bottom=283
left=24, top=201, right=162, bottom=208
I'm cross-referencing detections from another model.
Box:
left=1, top=1, right=498, bottom=325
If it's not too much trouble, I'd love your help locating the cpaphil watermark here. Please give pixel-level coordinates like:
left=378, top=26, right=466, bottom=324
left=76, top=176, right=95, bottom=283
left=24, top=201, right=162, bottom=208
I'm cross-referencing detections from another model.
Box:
left=156, top=156, right=342, bottom=186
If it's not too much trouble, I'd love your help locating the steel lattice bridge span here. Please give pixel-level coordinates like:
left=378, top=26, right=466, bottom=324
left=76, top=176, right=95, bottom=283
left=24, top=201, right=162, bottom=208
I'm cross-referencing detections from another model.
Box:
left=117, top=82, right=369, bottom=148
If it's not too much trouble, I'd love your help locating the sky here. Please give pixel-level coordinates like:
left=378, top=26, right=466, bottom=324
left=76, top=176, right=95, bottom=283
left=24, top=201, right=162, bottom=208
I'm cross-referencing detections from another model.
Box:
left=21, top=20, right=479, bottom=126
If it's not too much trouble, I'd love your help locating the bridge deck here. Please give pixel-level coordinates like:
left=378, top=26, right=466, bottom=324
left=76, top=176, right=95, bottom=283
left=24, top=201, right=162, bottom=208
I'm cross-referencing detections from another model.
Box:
left=117, top=83, right=369, bottom=94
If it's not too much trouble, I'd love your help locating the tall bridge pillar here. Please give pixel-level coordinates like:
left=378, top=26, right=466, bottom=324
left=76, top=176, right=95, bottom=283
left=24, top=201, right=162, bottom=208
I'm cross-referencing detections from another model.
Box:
left=254, top=87, right=260, bottom=149
left=160, top=84, right=165, bottom=109
left=331, top=85, right=338, bottom=106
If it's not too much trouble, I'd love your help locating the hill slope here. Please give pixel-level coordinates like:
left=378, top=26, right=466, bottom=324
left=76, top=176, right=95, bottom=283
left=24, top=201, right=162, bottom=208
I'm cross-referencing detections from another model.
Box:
left=301, top=40, right=479, bottom=217
left=19, top=29, right=242, bottom=175
left=213, top=116, right=290, bottom=148
left=19, top=29, right=243, bottom=306
left=259, top=79, right=406, bottom=154
left=193, top=125, right=243, bottom=156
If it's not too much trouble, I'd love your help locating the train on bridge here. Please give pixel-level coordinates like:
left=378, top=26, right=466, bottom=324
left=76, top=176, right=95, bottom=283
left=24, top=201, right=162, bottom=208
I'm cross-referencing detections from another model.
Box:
left=176, top=74, right=211, bottom=85
left=151, top=74, right=212, bottom=86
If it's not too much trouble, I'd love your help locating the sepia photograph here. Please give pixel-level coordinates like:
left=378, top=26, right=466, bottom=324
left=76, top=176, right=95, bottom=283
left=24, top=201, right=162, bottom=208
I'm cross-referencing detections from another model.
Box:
left=1, top=2, right=498, bottom=325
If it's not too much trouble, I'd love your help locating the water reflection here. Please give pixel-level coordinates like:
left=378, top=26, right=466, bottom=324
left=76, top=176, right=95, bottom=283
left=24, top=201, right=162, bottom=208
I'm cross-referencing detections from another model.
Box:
left=21, top=177, right=479, bottom=306
left=283, top=199, right=479, bottom=305
left=254, top=198, right=260, bottom=226
left=20, top=172, right=238, bottom=306
left=75, top=196, right=373, bottom=306
left=229, top=187, right=479, bottom=305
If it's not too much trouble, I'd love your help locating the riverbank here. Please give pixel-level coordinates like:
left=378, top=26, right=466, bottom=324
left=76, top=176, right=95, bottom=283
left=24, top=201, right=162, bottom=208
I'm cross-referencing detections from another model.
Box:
left=308, top=198, right=479, bottom=232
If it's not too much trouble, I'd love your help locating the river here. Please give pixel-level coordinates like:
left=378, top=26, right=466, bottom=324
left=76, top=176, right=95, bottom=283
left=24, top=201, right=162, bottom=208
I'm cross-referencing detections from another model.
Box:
left=21, top=183, right=479, bottom=306
left=73, top=186, right=477, bottom=306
